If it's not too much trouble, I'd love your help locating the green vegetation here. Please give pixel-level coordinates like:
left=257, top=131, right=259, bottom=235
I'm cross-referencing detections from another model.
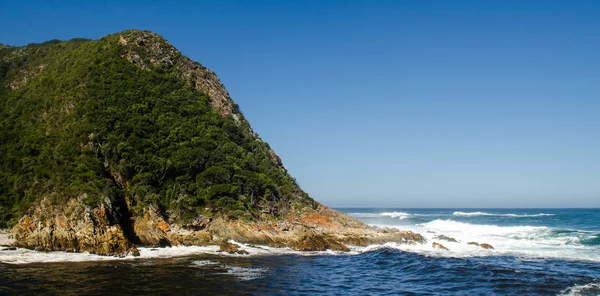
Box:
left=0, top=32, right=315, bottom=228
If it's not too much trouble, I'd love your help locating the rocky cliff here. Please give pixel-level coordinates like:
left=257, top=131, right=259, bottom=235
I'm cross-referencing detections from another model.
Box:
left=0, top=30, right=423, bottom=256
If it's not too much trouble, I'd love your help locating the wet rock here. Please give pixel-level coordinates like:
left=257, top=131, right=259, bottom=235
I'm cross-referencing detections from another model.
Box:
left=130, top=248, right=141, bottom=257
left=291, top=234, right=350, bottom=252
left=218, top=242, right=249, bottom=255
left=467, top=242, right=494, bottom=249
left=479, top=243, right=494, bottom=249
left=434, top=235, right=458, bottom=243
left=1, top=247, right=16, bottom=251
left=432, top=242, right=449, bottom=251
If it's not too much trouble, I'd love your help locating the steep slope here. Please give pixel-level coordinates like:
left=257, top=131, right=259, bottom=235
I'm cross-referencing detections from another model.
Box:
left=0, top=30, right=422, bottom=255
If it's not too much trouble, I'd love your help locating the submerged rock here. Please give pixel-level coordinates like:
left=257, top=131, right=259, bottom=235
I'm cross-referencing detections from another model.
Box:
left=432, top=242, right=449, bottom=251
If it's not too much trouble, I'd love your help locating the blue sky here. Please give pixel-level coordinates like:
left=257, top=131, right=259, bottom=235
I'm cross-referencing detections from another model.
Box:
left=1, top=1, right=599, bottom=207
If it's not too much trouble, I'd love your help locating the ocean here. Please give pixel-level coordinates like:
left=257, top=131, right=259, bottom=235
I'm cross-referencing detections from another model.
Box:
left=1, top=208, right=599, bottom=295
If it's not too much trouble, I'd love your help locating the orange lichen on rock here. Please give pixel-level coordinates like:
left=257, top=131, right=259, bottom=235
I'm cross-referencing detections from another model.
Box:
left=301, top=212, right=332, bottom=227
left=157, top=220, right=170, bottom=232
left=19, top=216, right=34, bottom=232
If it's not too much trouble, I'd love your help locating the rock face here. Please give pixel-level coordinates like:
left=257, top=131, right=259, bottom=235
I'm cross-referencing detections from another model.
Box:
left=0, top=30, right=427, bottom=255
left=12, top=196, right=138, bottom=256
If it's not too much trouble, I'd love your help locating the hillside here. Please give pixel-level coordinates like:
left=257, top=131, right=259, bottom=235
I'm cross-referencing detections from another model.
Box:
left=0, top=30, right=422, bottom=255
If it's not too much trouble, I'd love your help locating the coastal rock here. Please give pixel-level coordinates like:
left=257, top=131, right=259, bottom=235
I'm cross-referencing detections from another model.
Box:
left=432, top=242, right=449, bottom=250
left=479, top=243, right=494, bottom=249
left=434, top=235, right=458, bottom=243
left=467, top=242, right=494, bottom=249
left=11, top=196, right=138, bottom=257
left=218, top=242, right=249, bottom=255
left=291, top=234, right=350, bottom=252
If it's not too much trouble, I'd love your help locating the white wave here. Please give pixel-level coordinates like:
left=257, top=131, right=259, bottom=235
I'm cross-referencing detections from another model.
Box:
left=0, top=239, right=355, bottom=265
left=190, top=260, right=220, bottom=267
left=453, top=211, right=555, bottom=218
left=218, top=266, right=269, bottom=281
left=380, top=212, right=411, bottom=218
left=349, top=211, right=413, bottom=220
left=348, top=213, right=386, bottom=218
left=363, top=219, right=600, bottom=262
left=418, top=219, right=548, bottom=235
left=0, top=245, right=222, bottom=265
left=559, top=279, right=600, bottom=296
left=382, top=212, right=412, bottom=220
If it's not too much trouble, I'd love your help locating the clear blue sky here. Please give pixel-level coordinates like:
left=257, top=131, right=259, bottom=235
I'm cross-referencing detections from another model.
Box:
left=1, top=1, right=599, bottom=208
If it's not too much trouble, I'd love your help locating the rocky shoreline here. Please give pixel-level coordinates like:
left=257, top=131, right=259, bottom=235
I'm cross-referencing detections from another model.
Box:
left=9, top=196, right=426, bottom=256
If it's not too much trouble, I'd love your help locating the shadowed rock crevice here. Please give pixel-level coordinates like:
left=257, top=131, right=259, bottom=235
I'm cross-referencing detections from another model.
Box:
left=112, top=194, right=141, bottom=246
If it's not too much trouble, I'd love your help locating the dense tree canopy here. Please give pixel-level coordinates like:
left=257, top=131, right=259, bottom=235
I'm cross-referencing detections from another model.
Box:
left=0, top=33, right=315, bottom=228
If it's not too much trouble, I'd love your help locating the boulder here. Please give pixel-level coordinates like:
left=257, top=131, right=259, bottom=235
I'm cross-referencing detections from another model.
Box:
left=434, top=235, right=458, bottom=242
left=432, top=242, right=449, bottom=251
left=467, top=242, right=494, bottom=249
left=479, top=243, right=494, bottom=249
left=218, top=242, right=249, bottom=255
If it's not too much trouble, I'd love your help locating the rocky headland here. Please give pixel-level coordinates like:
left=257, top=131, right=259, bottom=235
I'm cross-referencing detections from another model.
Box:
left=0, top=30, right=425, bottom=256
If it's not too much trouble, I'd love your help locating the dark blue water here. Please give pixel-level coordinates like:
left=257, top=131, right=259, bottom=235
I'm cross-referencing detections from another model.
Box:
left=1, top=208, right=599, bottom=295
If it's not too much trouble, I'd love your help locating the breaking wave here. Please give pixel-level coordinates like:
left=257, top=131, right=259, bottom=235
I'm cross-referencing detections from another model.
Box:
left=452, top=211, right=555, bottom=217
left=559, top=279, right=600, bottom=296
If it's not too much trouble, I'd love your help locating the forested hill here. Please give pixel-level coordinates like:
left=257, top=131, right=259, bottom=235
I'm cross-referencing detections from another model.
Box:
left=0, top=30, right=316, bottom=229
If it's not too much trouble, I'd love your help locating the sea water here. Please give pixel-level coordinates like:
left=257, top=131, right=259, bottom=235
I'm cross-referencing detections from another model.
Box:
left=0, top=208, right=599, bottom=295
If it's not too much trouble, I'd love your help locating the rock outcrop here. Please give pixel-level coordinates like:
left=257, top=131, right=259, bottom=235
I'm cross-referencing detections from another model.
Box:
left=11, top=196, right=138, bottom=256
left=434, top=235, right=458, bottom=243
left=467, top=242, right=494, bottom=249
left=1, top=30, right=427, bottom=255
left=218, top=242, right=249, bottom=255
left=432, top=242, right=449, bottom=251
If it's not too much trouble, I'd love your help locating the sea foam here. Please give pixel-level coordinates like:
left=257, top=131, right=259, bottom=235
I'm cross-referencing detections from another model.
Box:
left=559, top=279, right=600, bottom=296
left=365, top=219, right=600, bottom=262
